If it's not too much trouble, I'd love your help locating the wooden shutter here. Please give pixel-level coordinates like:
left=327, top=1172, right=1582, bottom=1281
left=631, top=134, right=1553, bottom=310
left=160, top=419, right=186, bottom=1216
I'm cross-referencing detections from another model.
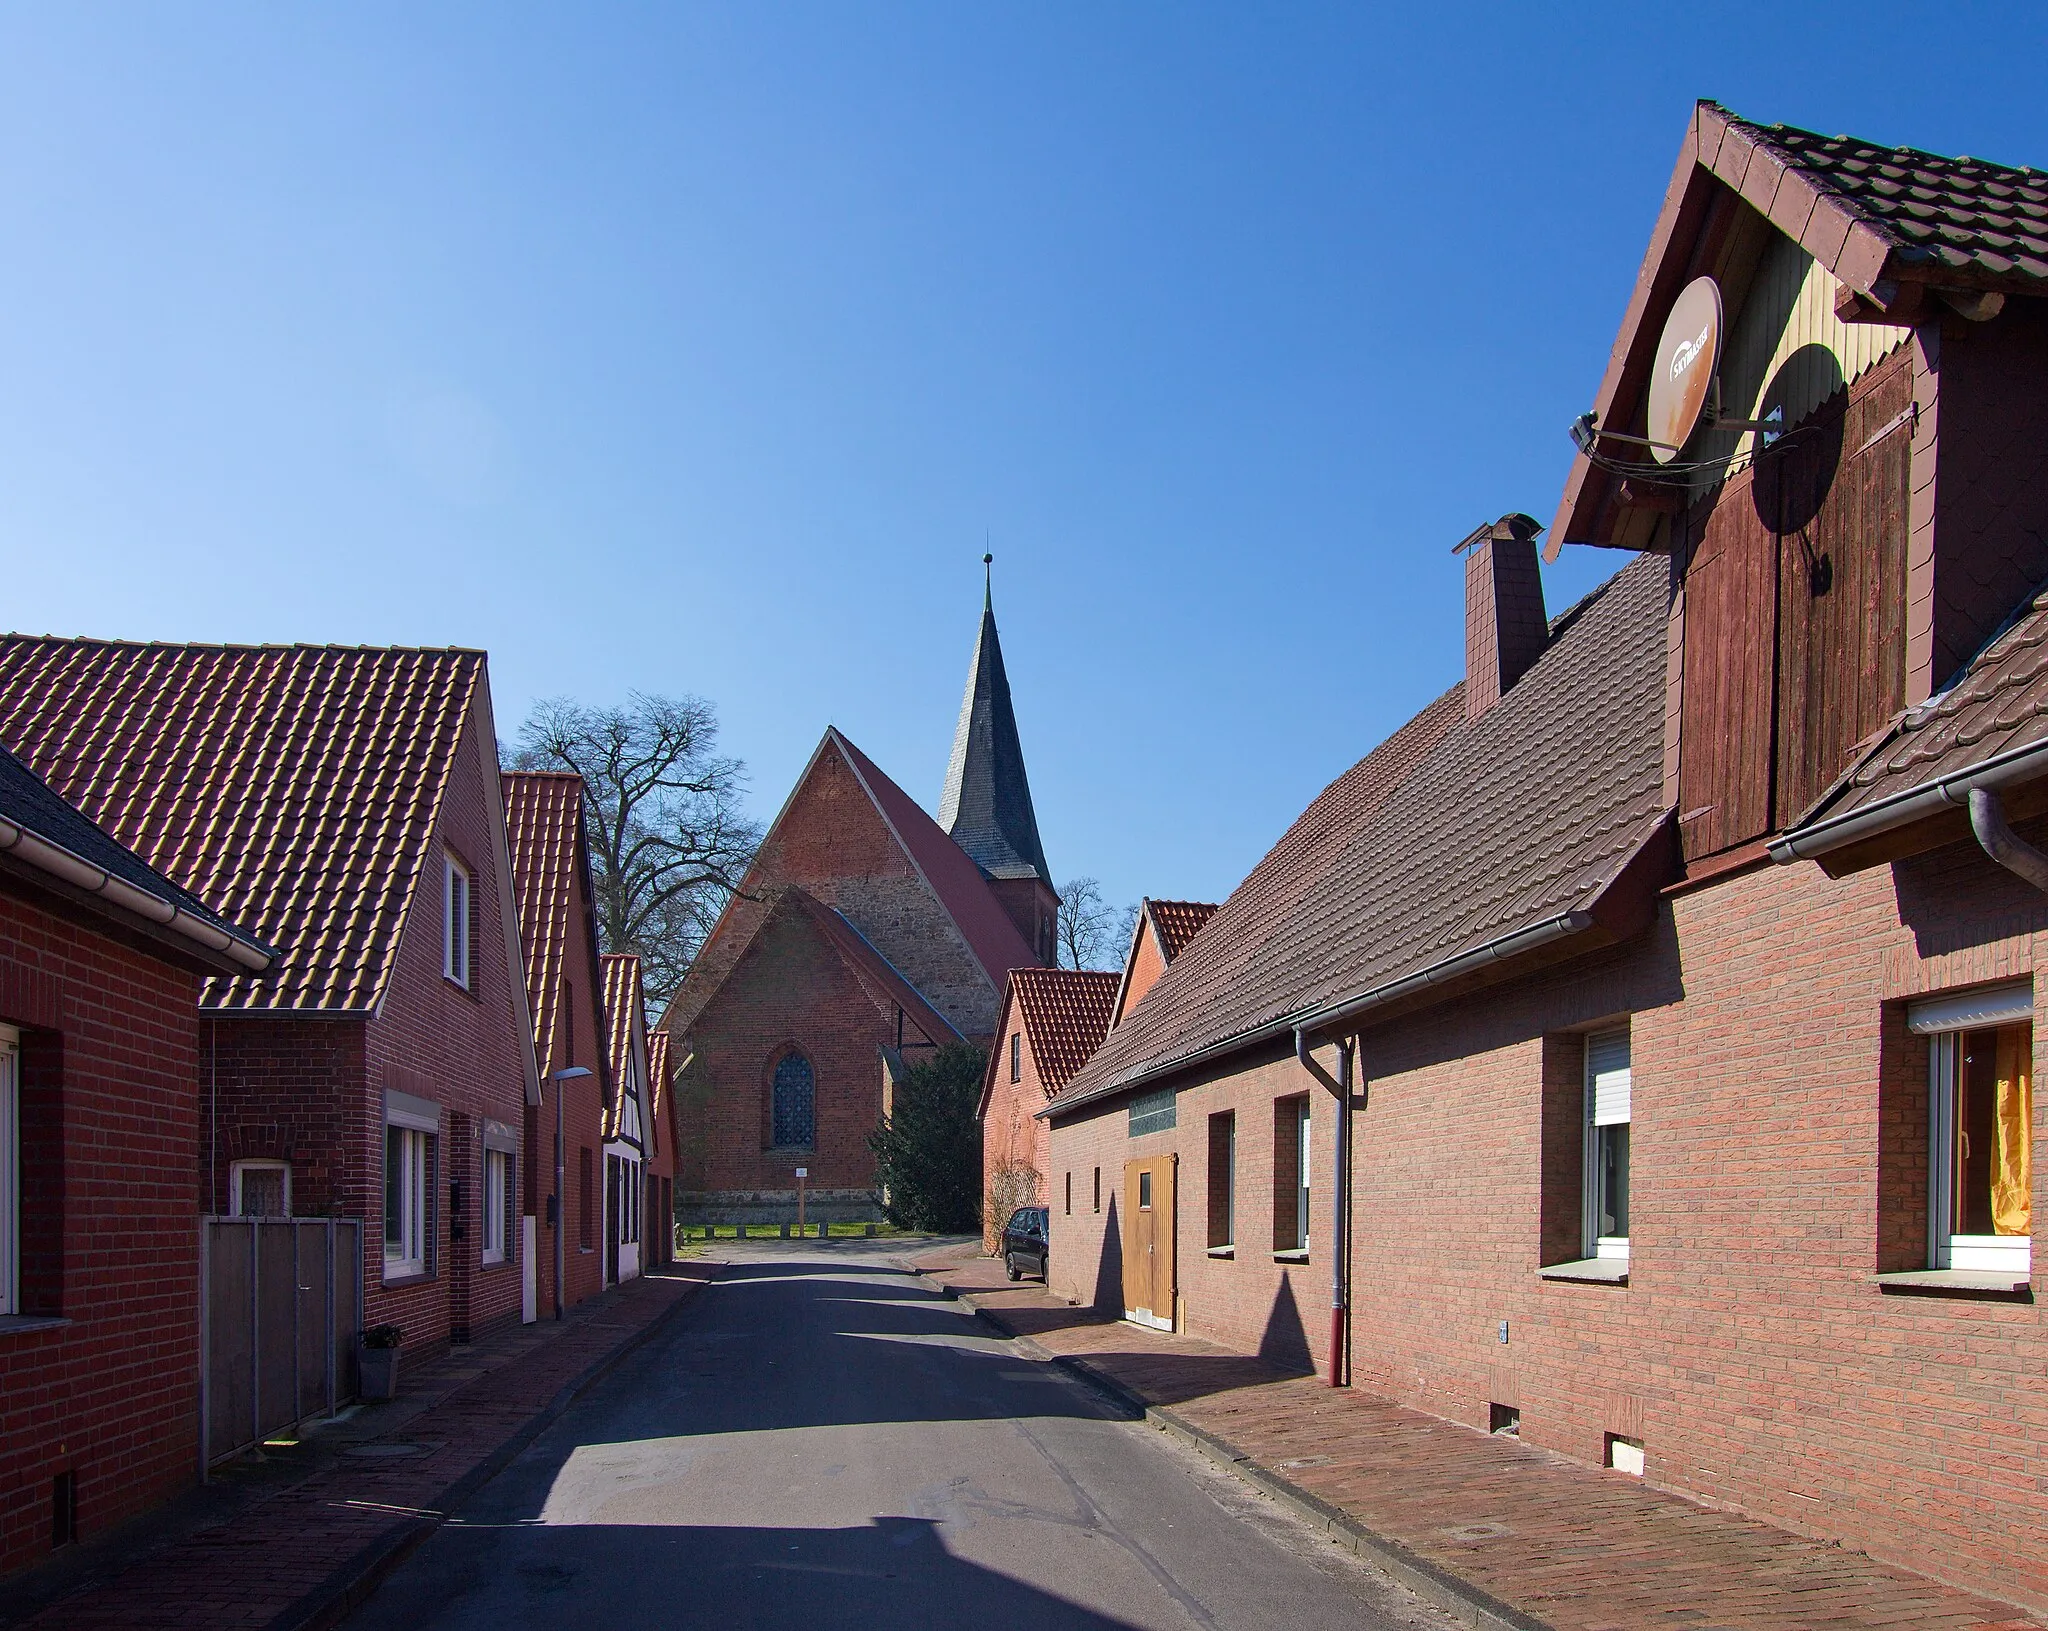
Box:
left=1678, top=465, right=1779, bottom=861
left=1773, top=350, right=1912, bottom=824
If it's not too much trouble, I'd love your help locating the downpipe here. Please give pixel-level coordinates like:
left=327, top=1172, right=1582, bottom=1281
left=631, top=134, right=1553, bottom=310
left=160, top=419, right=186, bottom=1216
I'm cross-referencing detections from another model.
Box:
left=1295, top=1027, right=1354, bottom=1389
left=1969, top=786, right=2048, bottom=895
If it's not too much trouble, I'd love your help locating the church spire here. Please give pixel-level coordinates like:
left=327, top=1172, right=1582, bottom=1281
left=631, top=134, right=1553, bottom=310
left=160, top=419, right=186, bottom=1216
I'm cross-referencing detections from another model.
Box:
left=939, top=555, right=1052, bottom=887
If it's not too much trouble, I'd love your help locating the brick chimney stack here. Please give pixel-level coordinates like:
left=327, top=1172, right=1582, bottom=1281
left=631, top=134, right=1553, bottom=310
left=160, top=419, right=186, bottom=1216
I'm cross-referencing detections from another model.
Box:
left=1459, top=512, right=1549, bottom=720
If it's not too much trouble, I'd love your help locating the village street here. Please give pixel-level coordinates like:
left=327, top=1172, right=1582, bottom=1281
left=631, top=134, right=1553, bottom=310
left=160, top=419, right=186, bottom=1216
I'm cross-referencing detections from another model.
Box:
left=342, top=1242, right=1457, bottom=1631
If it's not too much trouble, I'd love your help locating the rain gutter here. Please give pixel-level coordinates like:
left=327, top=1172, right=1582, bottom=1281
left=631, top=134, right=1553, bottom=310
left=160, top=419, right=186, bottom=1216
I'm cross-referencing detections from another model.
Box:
left=0, top=813, right=272, bottom=972
left=1767, top=734, right=2048, bottom=864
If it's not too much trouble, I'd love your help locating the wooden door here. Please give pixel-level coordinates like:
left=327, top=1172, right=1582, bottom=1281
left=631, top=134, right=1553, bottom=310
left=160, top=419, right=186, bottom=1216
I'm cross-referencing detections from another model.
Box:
left=1121, top=1157, right=1176, bottom=1330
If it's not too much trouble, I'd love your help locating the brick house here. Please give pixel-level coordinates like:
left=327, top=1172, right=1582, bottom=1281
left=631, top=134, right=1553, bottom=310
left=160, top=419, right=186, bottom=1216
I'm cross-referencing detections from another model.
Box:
left=978, top=968, right=1118, bottom=1247
left=0, top=744, right=272, bottom=1576
left=503, top=771, right=614, bottom=1318
left=1109, top=899, right=1216, bottom=1027
left=661, top=580, right=1054, bottom=1224
left=644, top=1027, right=676, bottom=1267
left=0, top=642, right=541, bottom=1356
left=600, top=952, right=653, bottom=1282
left=1044, top=104, right=2048, bottom=1612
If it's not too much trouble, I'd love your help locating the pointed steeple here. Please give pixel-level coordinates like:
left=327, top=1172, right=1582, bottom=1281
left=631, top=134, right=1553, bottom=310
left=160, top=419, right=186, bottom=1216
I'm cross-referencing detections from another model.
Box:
left=939, top=556, right=1052, bottom=886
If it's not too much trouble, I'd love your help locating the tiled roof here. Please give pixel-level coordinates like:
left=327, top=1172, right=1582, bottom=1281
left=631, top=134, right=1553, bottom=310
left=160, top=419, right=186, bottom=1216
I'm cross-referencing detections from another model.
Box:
left=503, top=772, right=588, bottom=1082
left=1146, top=900, right=1217, bottom=963
left=1012, top=968, right=1119, bottom=1095
left=1726, top=110, right=2048, bottom=293
left=0, top=639, right=482, bottom=1010
left=1791, top=588, right=2048, bottom=830
left=1054, top=556, right=1670, bottom=1112
left=600, top=951, right=644, bottom=1140
left=0, top=742, right=273, bottom=970
left=646, top=1027, right=673, bottom=1153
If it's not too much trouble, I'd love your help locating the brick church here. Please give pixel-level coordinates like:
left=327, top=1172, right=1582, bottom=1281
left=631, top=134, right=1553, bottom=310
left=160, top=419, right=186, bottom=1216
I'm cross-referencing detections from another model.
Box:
left=659, top=572, right=1055, bottom=1224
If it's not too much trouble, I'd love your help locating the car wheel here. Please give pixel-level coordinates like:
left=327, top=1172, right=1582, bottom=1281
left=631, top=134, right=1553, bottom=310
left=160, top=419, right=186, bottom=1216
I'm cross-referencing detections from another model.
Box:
left=1006, top=1255, right=1022, bottom=1281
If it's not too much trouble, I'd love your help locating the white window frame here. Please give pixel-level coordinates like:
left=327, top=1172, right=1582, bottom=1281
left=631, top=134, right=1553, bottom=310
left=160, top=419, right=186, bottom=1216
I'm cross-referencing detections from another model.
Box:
left=384, top=1090, right=439, bottom=1281
left=1296, top=1097, right=1311, bottom=1251
left=482, top=1147, right=509, bottom=1264
left=1911, top=984, right=2033, bottom=1276
left=0, top=1027, right=18, bottom=1318
left=443, top=852, right=471, bottom=988
left=231, top=1158, right=291, bottom=1217
left=1583, top=1028, right=1632, bottom=1262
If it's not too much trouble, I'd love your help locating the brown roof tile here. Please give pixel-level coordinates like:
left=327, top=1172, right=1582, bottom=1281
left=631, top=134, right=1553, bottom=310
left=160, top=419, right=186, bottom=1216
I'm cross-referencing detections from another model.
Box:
left=1146, top=900, right=1217, bottom=963
left=503, top=772, right=587, bottom=1080
left=646, top=1027, right=673, bottom=1144
left=1054, top=556, right=1670, bottom=1111
left=1012, top=968, right=1120, bottom=1095
left=0, top=638, right=482, bottom=1010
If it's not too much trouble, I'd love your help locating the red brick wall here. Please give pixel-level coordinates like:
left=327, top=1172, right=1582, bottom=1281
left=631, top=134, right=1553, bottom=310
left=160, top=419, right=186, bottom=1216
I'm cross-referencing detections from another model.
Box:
left=981, top=1006, right=1053, bottom=1249
left=1120, top=926, right=1168, bottom=1019
left=676, top=902, right=915, bottom=1208
left=359, top=705, right=536, bottom=1350
left=1051, top=840, right=2048, bottom=1611
left=199, top=1016, right=362, bottom=1218
left=0, top=890, right=205, bottom=1579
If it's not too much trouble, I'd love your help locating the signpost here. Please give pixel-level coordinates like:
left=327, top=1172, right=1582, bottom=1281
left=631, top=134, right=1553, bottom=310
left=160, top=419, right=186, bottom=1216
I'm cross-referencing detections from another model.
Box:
left=796, top=1167, right=808, bottom=1236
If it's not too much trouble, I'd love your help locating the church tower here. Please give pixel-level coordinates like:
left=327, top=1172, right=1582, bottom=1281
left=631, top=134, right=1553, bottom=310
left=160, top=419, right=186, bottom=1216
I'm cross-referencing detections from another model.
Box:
left=939, top=559, right=1059, bottom=966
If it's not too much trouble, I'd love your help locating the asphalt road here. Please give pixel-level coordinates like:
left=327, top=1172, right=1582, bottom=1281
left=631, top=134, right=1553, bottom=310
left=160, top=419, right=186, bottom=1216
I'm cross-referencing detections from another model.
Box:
left=343, top=1242, right=1459, bottom=1631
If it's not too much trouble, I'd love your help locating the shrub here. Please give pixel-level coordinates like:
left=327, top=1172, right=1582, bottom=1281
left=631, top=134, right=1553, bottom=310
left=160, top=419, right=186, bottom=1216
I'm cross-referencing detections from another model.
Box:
left=869, top=1043, right=986, bottom=1233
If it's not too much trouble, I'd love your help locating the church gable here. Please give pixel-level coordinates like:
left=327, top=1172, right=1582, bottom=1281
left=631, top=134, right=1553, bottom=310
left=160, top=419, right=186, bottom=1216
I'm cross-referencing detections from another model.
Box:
left=661, top=729, right=1024, bottom=1043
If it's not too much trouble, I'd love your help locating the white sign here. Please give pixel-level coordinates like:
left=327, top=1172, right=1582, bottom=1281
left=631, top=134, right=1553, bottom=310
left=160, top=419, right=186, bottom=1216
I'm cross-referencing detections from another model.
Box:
left=796, top=1167, right=808, bottom=1179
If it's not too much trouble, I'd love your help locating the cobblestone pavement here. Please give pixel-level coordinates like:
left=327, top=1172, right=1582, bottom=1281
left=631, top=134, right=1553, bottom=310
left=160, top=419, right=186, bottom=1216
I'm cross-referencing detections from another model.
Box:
left=913, top=1245, right=2042, bottom=1631
left=12, top=1264, right=715, bottom=1631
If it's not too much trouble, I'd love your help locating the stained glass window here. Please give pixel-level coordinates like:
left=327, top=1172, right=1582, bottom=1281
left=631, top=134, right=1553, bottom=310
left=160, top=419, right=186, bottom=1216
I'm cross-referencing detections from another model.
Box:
left=773, top=1051, right=815, bottom=1149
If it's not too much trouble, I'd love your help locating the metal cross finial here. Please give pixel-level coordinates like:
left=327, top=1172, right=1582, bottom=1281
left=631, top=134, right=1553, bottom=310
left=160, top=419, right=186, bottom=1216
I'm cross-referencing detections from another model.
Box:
left=983, top=552, right=993, bottom=608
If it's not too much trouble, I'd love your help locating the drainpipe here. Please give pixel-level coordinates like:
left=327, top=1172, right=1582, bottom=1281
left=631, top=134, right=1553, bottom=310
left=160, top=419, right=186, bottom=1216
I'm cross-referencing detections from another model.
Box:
left=1295, top=1027, right=1353, bottom=1389
left=1968, top=787, right=2048, bottom=894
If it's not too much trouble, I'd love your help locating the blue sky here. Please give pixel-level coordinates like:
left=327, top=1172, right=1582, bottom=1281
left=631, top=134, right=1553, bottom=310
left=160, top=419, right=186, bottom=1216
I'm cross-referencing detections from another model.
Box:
left=3, top=6, right=2043, bottom=914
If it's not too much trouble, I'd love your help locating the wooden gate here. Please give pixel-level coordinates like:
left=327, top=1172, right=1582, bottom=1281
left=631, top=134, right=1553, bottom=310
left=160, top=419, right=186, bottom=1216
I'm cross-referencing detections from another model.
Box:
left=200, top=1218, right=362, bottom=1467
left=1121, top=1157, right=1176, bottom=1330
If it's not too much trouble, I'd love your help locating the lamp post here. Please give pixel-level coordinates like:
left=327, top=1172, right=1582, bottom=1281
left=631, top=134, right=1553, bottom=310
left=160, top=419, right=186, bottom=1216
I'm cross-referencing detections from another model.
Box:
left=551, top=1066, right=593, bottom=1322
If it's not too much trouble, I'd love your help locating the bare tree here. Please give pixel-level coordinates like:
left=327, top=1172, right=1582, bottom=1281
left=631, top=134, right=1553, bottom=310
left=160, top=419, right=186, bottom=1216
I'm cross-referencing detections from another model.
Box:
left=1056, top=877, right=1137, bottom=971
left=515, top=693, right=760, bottom=1008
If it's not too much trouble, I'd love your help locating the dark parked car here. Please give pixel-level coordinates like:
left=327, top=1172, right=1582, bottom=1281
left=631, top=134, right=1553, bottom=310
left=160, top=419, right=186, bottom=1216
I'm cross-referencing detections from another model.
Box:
left=1001, top=1206, right=1049, bottom=1281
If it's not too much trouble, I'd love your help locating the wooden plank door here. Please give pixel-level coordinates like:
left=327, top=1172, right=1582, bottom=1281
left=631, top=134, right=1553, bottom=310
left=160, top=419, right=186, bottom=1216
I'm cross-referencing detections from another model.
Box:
left=1121, top=1157, right=1176, bottom=1330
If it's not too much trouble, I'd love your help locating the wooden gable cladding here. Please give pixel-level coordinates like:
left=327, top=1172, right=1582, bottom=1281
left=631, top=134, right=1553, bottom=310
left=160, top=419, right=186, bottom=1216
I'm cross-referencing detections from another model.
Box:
left=1677, top=344, right=1913, bottom=864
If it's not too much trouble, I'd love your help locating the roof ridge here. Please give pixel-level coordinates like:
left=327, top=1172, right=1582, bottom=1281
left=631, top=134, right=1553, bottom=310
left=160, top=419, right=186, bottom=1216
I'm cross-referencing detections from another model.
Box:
left=0, top=634, right=489, bottom=658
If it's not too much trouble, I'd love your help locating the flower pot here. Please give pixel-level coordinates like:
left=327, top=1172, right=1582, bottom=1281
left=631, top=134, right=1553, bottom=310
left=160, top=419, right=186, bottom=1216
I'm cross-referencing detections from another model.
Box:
left=359, top=1345, right=400, bottom=1400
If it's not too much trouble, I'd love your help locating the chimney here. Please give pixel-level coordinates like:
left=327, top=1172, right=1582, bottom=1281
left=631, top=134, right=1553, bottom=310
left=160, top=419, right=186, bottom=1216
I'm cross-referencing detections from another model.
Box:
left=1458, top=512, right=1549, bottom=720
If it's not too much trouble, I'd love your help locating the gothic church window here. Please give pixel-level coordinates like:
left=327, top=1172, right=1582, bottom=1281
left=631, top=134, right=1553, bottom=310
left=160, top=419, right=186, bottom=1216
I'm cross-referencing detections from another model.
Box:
left=773, top=1051, right=816, bottom=1149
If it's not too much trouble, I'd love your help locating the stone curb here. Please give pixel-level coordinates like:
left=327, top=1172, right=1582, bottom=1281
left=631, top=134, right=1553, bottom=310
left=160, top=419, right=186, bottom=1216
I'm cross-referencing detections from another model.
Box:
left=919, top=1266, right=1549, bottom=1631
left=269, top=1265, right=723, bottom=1631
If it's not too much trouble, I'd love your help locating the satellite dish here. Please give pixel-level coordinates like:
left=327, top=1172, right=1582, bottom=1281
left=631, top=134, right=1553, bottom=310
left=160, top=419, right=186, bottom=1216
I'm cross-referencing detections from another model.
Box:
left=1645, top=276, right=1723, bottom=465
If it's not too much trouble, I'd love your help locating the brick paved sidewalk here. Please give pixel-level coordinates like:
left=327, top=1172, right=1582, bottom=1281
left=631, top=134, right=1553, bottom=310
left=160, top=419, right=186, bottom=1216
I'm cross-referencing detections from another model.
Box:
left=14, top=1263, right=718, bottom=1631
left=914, top=1245, right=2040, bottom=1631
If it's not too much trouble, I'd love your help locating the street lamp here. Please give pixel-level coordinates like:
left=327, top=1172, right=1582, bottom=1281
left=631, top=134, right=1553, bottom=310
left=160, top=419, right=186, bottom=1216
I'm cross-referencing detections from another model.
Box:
left=551, top=1067, right=593, bottom=1322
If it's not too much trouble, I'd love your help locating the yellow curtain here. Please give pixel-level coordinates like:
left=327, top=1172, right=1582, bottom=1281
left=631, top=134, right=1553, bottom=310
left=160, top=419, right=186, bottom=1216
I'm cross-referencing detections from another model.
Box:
left=1992, top=1025, right=2033, bottom=1238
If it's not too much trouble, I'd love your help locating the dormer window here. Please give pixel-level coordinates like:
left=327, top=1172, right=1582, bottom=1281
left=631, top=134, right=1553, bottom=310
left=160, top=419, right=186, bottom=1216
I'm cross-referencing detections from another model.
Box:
left=444, top=852, right=471, bottom=988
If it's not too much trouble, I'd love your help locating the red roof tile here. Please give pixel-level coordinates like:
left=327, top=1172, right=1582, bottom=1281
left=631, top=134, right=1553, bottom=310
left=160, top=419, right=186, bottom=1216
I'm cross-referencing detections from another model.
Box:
left=0, top=639, right=483, bottom=1011
left=1146, top=900, right=1217, bottom=963
left=503, top=772, right=589, bottom=1081
left=1012, top=968, right=1119, bottom=1094
left=601, top=951, right=644, bottom=1140
left=646, top=1027, right=673, bottom=1150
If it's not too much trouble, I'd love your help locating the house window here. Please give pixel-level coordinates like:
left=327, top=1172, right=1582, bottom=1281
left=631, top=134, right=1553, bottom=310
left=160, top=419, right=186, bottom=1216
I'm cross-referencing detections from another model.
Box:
left=1909, top=984, right=2033, bottom=1275
left=1092, top=1166, right=1100, bottom=1214
left=232, top=1159, right=290, bottom=1217
left=1583, top=1029, right=1631, bottom=1260
left=1272, top=1096, right=1311, bottom=1255
left=1128, top=1087, right=1176, bottom=1137
left=482, top=1148, right=511, bottom=1264
left=443, top=852, right=471, bottom=988
left=579, top=1147, right=593, bottom=1249
left=0, top=1028, right=17, bottom=1317
left=1064, top=1171, right=1072, bottom=1216
left=1208, top=1111, right=1235, bottom=1249
left=1010, top=1031, right=1022, bottom=1084
left=384, top=1126, right=433, bottom=1279
left=772, top=1051, right=815, bottom=1149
